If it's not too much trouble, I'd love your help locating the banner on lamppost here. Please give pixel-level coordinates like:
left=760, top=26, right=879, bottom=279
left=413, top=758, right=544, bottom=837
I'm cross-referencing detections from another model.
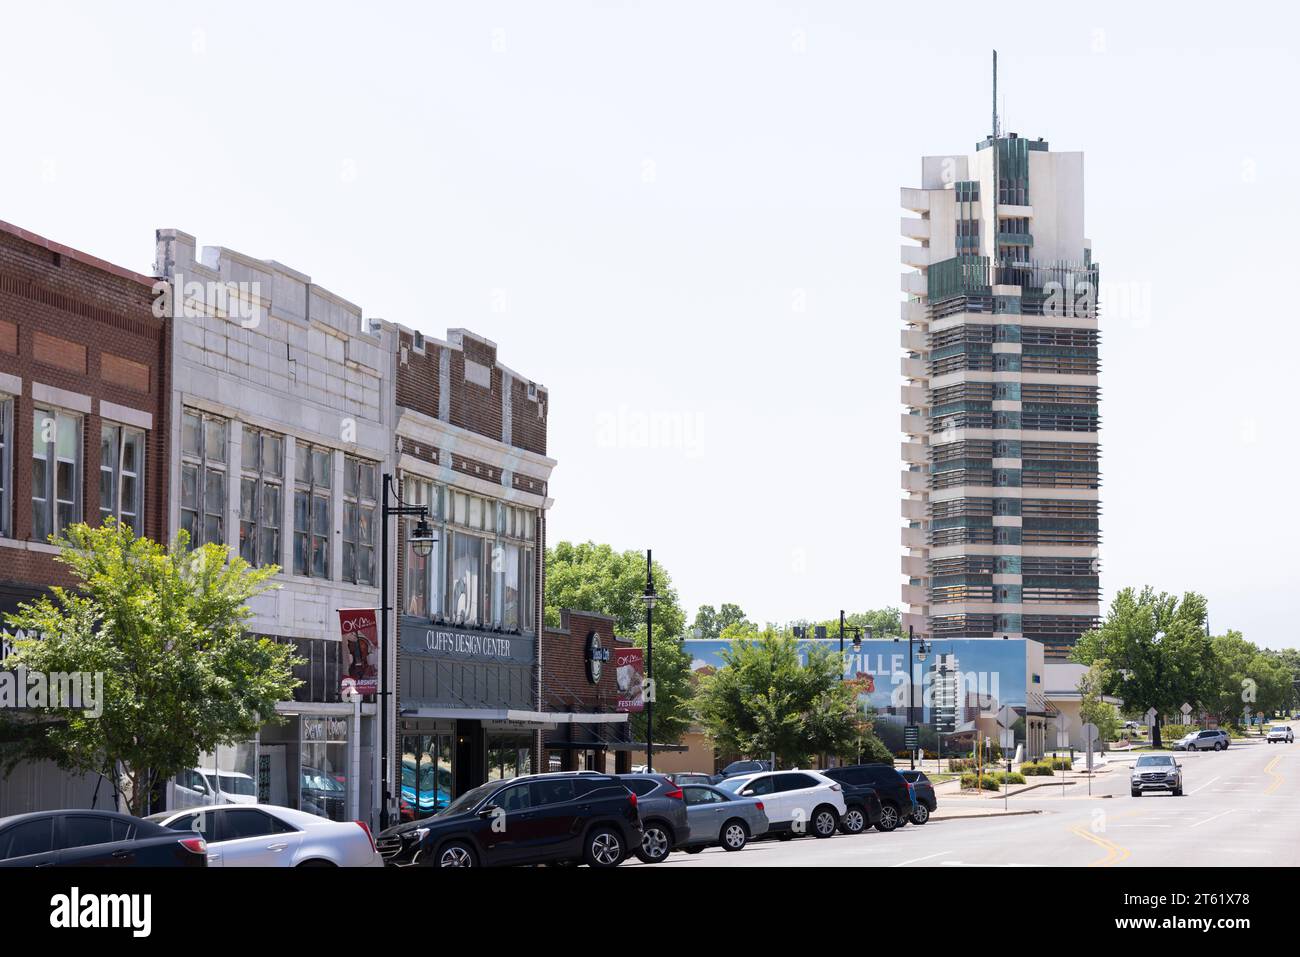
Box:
left=338, top=608, right=379, bottom=698
left=615, top=647, right=644, bottom=713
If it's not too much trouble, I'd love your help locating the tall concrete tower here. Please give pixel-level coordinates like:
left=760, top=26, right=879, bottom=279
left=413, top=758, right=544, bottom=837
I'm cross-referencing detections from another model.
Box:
left=900, top=59, right=1101, bottom=659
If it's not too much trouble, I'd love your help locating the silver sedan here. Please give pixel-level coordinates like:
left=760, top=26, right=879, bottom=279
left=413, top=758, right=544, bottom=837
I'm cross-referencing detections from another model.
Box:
left=675, top=785, right=769, bottom=854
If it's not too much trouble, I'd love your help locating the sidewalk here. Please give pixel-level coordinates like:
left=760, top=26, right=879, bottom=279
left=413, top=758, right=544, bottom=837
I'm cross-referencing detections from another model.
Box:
left=930, top=805, right=1041, bottom=821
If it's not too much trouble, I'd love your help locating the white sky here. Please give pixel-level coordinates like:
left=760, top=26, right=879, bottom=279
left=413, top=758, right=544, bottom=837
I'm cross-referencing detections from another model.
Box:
left=3, top=2, right=1298, bottom=648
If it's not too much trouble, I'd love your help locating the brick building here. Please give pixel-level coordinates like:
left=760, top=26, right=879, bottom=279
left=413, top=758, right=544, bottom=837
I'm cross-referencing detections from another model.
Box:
left=390, top=326, right=568, bottom=821
left=0, top=221, right=169, bottom=814
left=540, top=610, right=637, bottom=773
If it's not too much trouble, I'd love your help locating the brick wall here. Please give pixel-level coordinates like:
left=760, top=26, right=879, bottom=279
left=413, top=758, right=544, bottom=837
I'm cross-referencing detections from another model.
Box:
left=0, top=223, right=168, bottom=591
left=541, top=609, right=635, bottom=714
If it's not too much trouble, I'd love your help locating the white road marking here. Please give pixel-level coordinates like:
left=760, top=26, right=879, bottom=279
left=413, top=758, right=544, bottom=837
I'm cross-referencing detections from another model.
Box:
left=891, top=850, right=953, bottom=867
left=1188, top=776, right=1220, bottom=794
left=1190, top=809, right=1238, bottom=829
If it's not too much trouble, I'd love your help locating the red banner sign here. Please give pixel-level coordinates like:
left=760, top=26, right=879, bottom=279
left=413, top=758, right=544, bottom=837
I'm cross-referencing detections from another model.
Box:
left=615, top=647, right=644, bottom=713
left=338, top=608, right=379, bottom=698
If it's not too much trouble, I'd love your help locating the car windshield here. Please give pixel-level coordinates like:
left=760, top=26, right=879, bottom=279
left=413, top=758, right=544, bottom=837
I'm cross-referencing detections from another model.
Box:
left=715, top=777, right=749, bottom=794
left=438, top=782, right=498, bottom=817
left=1136, top=756, right=1174, bottom=767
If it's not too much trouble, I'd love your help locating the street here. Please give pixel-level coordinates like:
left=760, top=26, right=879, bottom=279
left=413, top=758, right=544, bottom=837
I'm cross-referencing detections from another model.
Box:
left=636, top=741, right=1297, bottom=867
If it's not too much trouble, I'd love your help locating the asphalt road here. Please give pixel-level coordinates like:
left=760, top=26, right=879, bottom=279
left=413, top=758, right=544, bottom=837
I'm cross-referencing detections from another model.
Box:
left=635, top=740, right=1298, bottom=867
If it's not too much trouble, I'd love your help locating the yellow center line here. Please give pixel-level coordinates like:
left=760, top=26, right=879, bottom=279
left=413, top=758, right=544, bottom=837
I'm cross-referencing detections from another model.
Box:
left=1069, top=824, right=1132, bottom=866
left=1264, top=755, right=1283, bottom=795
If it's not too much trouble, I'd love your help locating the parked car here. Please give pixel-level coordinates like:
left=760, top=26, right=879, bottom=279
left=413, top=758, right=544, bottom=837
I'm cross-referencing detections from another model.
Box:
left=1122, top=720, right=1141, bottom=730
left=810, top=770, right=881, bottom=835
left=1130, top=754, right=1183, bottom=796
left=820, top=764, right=916, bottom=832
left=147, top=804, right=381, bottom=867
left=676, top=784, right=769, bottom=853
left=375, top=773, right=641, bottom=867
left=615, top=774, right=688, bottom=864
left=0, top=810, right=209, bottom=867
left=1173, top=729, right=1230, bottom=751
left=899, top=769, right=938, bottom=824
left=1267, top=724, right=1295, bottom=744
left=714, top=759, right=772, bottom=782
left=716, top=769, right=844, bottom=839
left=667, top=772, right=716, bottom=787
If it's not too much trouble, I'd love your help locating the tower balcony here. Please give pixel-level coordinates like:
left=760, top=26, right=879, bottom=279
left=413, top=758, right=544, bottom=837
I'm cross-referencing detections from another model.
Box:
left=901, top=217, right=930, bottom=241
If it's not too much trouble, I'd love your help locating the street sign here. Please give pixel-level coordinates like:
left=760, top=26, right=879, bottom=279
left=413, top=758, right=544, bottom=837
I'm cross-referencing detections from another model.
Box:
left=1082, top=722, right=1098, bottom=745
left=904, top=725, right=919, bottom=749
left=1145, top=707, right=1158, bottom=725
left=1180, top=702, right=1193, bottom=717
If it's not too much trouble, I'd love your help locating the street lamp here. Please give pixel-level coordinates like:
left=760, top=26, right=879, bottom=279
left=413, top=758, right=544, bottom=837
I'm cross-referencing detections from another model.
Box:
left=642, top=550, right=657, bottom=773
left=378, top=473, right=435, bottom=832
left=908, top=624, right=930, bottom=770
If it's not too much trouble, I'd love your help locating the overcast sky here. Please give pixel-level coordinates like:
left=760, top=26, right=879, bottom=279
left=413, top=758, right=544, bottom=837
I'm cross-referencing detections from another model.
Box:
left=3, top=2, right=1298, bottom=648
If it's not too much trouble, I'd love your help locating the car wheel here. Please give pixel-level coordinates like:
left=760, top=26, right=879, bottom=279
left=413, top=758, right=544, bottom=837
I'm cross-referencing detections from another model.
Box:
left=635, top=823, right=672, bottom=864
left=584, top=828, right=625, bottom=868
left=720, top=819, right=749, bottom=851
left=812, top=805, right=838, bottom=839
left=295, top=859, right=337, bottom=867
left=911, top=803, right=930, bottom=825
left=1131, top=789, right=1140, bottom=797
left=875, top=803, right=901, bottom=832
left=1214, top=742, right=1224, bottom=751
left=839, top=807, right=867, bottom=835
left=436, top=841, right=476, bottom=868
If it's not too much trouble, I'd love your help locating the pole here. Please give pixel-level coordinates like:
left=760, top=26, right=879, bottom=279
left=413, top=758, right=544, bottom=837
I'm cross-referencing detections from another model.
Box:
left=379, top=473, right=391, bottom=832
left=908, top=625, right=916, bottom=771
left=645, top=549, right=654, bottom=774
left=839, top=609, right=845, bottom=656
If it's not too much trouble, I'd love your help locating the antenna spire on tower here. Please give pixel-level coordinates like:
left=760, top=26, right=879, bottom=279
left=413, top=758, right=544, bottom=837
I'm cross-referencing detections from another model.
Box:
left=992, top=49, right=999, bottom=139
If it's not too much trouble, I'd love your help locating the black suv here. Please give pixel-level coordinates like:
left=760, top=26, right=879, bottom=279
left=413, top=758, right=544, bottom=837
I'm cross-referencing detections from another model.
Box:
left=376, top=773, right=641, bottom=868
left=821, top=765, right=916, bottom=832
left=821, top=773, right=883, bottom=836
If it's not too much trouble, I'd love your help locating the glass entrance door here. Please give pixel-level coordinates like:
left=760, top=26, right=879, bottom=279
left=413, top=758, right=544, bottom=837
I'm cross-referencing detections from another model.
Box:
left=401, top=734, right=453, bottom=822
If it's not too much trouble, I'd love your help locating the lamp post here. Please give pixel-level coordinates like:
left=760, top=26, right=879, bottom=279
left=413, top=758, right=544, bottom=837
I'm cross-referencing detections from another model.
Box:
left=379, top=473, right=435, bottom=832
left=642, top=550, right=658, bottom=773
left=908, top=624, right=930, bottom=771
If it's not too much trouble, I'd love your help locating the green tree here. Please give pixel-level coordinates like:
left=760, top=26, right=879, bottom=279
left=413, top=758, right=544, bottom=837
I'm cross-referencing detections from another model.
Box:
left=691, top=603, right=751, bottom=640
left=1071, top=587, right=1216, bottom=749
left=695, top=630, right=864, bottom=767
left=0, top=522, right=300, bottom=814
left=809, top=608, right=904, bottom=641
left=544, top=541, right=692, bottom=745
left=1078, top=662, right=1122, bottom=752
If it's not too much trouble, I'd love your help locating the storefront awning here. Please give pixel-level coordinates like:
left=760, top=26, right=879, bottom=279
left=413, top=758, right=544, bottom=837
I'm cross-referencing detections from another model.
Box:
left=399, top=707, right=629, bottom=726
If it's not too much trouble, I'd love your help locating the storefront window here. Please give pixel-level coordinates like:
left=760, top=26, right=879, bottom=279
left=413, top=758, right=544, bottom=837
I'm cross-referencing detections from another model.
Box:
left=301, top=716, right=349, bottom=821
left=403, top=478, right=442, bottom=618
left=401, top=733, right=453, bottom=820
left=486, top=735, right=532, bottom=781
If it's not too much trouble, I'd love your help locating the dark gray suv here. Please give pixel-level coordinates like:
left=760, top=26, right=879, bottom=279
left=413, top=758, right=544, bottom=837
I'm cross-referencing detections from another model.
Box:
left=616, top=774, right=689, bottom=864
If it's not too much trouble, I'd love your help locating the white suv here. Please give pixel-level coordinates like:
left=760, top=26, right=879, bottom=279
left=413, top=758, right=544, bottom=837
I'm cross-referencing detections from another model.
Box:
left=716, top=770, right=846, bottom=839
left=1267, top=724, right=1294, bottom=744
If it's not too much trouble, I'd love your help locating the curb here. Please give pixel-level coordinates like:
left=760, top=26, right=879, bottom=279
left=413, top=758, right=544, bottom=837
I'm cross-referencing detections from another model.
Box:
left=931, top=809, right=1042, bottom=821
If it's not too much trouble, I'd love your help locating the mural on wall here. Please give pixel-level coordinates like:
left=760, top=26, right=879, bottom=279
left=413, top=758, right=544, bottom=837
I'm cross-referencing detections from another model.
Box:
left=685, top=638, right=1038, bottom=753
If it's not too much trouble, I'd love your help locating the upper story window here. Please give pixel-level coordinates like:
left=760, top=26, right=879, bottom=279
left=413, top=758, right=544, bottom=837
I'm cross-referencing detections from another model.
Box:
left=240, top=427, right=284, bottom=568
left=343, top=456, right=378, bottom=585
left=294, top=444, right=332, bottom=578
left=32, top=408, right=81, bottom=541
left=100, top=424, right=145, bottom=535
left=181, top=410, right=227, bottom=547
left=403, top=478, right=441, bottom=619
left=0, top=396, right=11, bottom=538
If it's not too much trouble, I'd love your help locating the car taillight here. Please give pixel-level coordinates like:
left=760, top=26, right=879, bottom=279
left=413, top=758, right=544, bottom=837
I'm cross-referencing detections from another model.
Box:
left=755, top=801, right=764, bottom=812
left=179, top=837, right=207, bottom=855
left=628, top=792, right=638, bottom=808
left=664, top=786, right=684, bottom=800
left=355, top=821, right=376, bottom=853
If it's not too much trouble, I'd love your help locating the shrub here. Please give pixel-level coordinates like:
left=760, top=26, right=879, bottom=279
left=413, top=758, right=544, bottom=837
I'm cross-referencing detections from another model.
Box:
left=1049, top=757, right=1073, bottom=771
left=1020, top=761, right=1054, bottom=776
left=1158, top=725, right=1195, bottom=742
left=960, top=773, right=1002, bottom=792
